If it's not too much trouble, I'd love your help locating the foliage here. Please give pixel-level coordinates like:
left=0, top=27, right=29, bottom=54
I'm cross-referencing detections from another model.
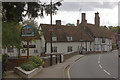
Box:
left=108, top=26, right=118, bottom=33
left=2, top=54, right=9, bottom=77
left=20, top=62, right=35, bottom=71
left=22, top=19, right=38, bottom=28
left=2, top=22, right=23, bottom=49
left=28, top=56, right=44, bottom=68
left=2, top=1, right=62, bottom=22
left=112, top=43, right=115, bottom=49
left=66, top=23, right=75, bottom=26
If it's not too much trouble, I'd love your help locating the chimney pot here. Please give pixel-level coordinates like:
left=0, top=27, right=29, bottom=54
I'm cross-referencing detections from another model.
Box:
left=56, top=20, right=61, bottom=25
left=81, top=13, right=86, bottom=23
left=77, top=20, right=79, bottom=26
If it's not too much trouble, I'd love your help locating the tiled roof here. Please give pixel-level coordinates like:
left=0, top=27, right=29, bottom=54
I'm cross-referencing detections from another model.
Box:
left=40, top=24, right=94, bottom=42
left=84, top=23, right=113, bottom=39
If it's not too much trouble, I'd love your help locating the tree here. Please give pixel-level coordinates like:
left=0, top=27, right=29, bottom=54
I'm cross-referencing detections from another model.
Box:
left=22, top=19, right=38, bottom=28
left=2, top=22, right=23, bottom=54
left=66, top=23, right=75, bottom=26
left=2, top=1, right=62, bottom=22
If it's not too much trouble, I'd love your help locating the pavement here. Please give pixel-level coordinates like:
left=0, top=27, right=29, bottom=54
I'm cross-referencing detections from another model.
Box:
left=5, top=54, right=84, bottom=78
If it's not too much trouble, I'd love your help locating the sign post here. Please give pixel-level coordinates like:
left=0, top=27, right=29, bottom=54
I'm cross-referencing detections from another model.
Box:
left=21, top=26, right=37, bottom=59
left=48, top=26, right=54, bottom=66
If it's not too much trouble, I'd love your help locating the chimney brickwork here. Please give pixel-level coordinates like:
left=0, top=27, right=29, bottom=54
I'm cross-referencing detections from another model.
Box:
left=95, top=12, right=100, bottom=27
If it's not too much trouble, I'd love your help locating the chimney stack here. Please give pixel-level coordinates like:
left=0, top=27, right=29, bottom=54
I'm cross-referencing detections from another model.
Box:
left=81, top=13, right=87, bottom=26
left=95, top=12, right=100, bottom=27
left=81, top=13, right=86, bottom=23
left=56, top=20, right=61, bottom=25
left=77, top=20, right=79, bottom=26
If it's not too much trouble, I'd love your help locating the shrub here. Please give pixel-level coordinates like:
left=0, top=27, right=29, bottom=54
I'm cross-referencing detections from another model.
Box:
left=2, top=54, right=9, bottom=77
left=28, top=56, right=44, bottom=68
left=20, top=63, right=35, bottom=71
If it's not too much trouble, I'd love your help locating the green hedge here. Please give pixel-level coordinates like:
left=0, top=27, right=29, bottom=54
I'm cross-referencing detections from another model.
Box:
left=28, top=56, right=44, bottom=68
left=20, top=56, right=44, bottom=71
left=20, top=63, right=34, bottom=71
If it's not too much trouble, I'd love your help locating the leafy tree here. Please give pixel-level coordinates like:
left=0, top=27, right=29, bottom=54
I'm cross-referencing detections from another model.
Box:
left=66, top=23, right=75, bottom=26
left=2, top=1, right=62, bottom=22
left=2, top=22, right=23, bottom=55
left=22, top=19, right=38, bottom=28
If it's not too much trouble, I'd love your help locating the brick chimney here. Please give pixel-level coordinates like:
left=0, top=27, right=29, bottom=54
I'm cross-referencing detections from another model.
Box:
left=77, top=20, right=79, bottom=26
left=81, top=13, right=87, bottom=26
left=95, top=12, right=100, bottom=27
left=81, top=13, right=86, bottom=23
left=56, top=20, right=61, bottom=25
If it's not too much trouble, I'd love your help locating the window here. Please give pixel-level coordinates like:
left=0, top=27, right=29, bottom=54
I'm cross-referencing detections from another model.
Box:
left=7, top=47, right=14, bottom=53
left=22, top=49, right=26, bottom=54
left=67, top=46, right=72, bottom=52
left=52, top=37, right=57, bottom=41
left=34, top=49, right=38, bottom=53
left=52, top=47, right=57, bottom=52
left=67, top=37, right=72, bottom=41
left=102, top=38, right=105, bottom=43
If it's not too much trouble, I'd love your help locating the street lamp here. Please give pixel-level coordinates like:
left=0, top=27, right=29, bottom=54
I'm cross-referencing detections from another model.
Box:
left=50, top=0, right=53, bottom=66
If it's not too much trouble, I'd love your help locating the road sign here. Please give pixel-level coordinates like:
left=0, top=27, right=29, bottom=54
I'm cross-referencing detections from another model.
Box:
left=48, top=26, right=54, bottom=32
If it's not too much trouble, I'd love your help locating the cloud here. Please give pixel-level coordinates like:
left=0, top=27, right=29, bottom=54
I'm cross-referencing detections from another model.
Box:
left=59, top=2, right=118, bottom=11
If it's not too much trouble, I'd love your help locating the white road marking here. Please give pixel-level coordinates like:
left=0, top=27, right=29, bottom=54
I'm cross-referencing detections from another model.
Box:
left=99, top=64, right=102, bottom=69
left=98, top=55, right=101, bottom=61
left=98, top=60, right=100, bottom=64
left=103, top=69, right=111, bottom=75
left=98, top=55, right=112, bottom=76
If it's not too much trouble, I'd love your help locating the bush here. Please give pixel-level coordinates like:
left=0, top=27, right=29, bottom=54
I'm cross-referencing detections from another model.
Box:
left=2, top=54, right=9, bottom=77
left=20, top=63, right=35, bottom=71
left=28, top=56, right=44, bottom=68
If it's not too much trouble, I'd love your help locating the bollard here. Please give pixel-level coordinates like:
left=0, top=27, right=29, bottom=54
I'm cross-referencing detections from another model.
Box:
left=60, top=54, right=62, bottom=63
left=56, top=55, right=57, bottom=64
left=50, top=54, right=53, bottom=66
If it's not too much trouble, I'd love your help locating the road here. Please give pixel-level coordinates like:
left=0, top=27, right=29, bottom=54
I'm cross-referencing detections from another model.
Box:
left=69, top=50, right=118, bottom=79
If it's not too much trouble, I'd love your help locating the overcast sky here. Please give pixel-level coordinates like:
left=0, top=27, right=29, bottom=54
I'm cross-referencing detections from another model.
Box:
left=36, top=0, right=119, bottom=27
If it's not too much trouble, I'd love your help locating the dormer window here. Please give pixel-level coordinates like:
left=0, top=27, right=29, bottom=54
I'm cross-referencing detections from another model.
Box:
left=102, top=38, right=105, bottom=43
left=67, top=37, right=72, bottom=41
left=52, top=37, right=57, bottom=41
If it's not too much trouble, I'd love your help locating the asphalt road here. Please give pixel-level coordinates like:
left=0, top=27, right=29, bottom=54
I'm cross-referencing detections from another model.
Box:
left=69, top=50, right=118, bottom=79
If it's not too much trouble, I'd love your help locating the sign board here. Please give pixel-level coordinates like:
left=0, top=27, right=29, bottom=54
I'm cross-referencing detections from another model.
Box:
left=23, top=45, right=36, bottom=48
left=21, top=26, right=35, bottom=37
left=48, top=26, right=54, bottom=32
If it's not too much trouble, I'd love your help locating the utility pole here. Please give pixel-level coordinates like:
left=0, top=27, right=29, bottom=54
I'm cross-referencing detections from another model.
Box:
left=50, top=0, right=53, bottom=66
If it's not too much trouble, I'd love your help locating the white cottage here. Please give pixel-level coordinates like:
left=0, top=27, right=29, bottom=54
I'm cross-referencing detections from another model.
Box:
left=40, top=12, right=112, bottom=54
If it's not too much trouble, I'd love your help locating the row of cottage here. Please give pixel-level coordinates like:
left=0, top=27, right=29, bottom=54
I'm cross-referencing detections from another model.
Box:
left=2, top=12, right=114, bottom=57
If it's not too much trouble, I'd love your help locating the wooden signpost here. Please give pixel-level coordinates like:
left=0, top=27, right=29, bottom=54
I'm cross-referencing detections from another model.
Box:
left=21, top=26, right=37, bottom=59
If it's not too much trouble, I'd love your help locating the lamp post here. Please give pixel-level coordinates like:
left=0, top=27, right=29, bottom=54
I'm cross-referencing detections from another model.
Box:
left=50, top=0, right=53, bottom=66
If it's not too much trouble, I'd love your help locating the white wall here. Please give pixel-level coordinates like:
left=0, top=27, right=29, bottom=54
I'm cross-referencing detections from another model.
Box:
left=46, top=41, right=94, bottom=54
left=2, top=39, right=43, bottom=57
left=95, top=38, right=112, bottom=52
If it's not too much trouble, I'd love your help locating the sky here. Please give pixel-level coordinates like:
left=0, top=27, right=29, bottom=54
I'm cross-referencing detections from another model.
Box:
left=35, top=0, right=120, bottom=27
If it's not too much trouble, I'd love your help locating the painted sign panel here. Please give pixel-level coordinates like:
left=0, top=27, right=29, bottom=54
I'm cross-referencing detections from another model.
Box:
left=21, top=26, right=35, bottom=37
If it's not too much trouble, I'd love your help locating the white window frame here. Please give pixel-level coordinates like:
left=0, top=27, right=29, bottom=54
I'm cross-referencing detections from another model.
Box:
left=67, top=46, right=73, bottom=52
left=22, top=49, right=26, bottom=54
left=34, top=49, right=38, bottom=53
left=67, top=37, right=72, bottom=41
left=52, top=47, right=57, bottom=52
left=7, top=47, right=14, bottom=53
